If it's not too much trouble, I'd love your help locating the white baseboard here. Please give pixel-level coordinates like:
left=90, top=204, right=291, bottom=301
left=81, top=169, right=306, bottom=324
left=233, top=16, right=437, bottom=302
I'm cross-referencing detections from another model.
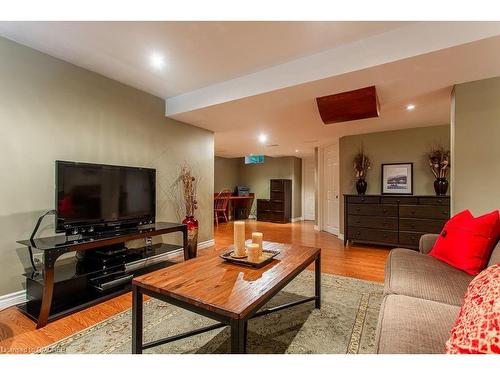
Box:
left=338, top=233, right=344, bottom=240
left=291, top=216, right=303, bottom=222
left=248, top=215, right=256, bottom=220
left=314, top=225, right=319, bottom=231
left=198, top=239, right=215, bottom=249
left=0, top=290, right=26, bottom=311
left=0, top=239, right=216, bottom=311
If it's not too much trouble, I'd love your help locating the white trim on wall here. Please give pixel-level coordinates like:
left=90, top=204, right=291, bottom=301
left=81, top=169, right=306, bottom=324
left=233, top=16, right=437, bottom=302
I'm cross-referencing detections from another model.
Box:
left=198, top=239, right=215, bottom=249
left=0, top=290, right=26, bottom=311
left=0, top=238, right=216, bottom=311
left=450, top=86, right=456, bottom=215
left=291, top=217, right=303, bottom=222
left=301, top=157, right=305, bottom=220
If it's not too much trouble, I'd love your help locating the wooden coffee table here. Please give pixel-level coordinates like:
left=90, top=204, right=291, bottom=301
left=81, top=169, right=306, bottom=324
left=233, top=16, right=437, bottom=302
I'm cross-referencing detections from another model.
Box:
left=131, top=242, right=321, bottom=354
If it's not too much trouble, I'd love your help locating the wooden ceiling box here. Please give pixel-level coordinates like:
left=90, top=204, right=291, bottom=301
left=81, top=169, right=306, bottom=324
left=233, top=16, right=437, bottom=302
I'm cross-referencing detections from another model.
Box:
left=316, top=85, right=379, bottom=124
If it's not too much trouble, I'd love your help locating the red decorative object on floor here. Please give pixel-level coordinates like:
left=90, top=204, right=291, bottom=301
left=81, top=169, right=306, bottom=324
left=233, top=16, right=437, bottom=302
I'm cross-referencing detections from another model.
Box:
left=429, top=209, right=500, bottom=275
left=182, top=215, right=199, bottom=259
left=445, top=264, right=500, bottom=354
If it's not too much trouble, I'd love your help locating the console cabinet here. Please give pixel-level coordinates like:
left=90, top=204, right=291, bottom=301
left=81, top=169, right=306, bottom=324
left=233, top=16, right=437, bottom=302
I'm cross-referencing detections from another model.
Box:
left=344, top=195, right=450, bottom=249
left=257, top=179, right=292, bottom=224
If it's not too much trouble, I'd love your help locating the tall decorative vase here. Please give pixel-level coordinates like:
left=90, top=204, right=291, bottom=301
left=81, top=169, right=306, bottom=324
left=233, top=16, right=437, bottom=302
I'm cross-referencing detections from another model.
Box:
left=356, top=179, right=367, bottom=195
left=182, top=216, right=198, bottom=259
left=433, top=178, right=449, bottom=196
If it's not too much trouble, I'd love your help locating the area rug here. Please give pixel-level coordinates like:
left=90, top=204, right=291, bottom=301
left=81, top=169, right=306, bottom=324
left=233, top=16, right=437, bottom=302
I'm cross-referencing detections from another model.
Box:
left=37, top=272, right=383, bottom=354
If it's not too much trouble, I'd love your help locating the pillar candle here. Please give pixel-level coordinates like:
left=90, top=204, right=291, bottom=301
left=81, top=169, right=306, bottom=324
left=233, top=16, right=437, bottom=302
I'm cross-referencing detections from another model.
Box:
left=234, top=221, right=246, bottom=256
left=252, top=232, right=263, bottom=255
left=247, top=243, right=260, bottom=262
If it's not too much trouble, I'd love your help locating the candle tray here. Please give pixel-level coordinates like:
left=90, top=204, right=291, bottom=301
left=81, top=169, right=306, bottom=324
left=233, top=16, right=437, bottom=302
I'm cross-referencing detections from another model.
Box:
left=220, top=248, right=280, bottom=268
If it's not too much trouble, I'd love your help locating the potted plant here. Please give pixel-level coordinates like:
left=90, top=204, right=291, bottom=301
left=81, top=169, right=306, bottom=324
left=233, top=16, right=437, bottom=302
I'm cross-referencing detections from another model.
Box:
left=427, top=145, right=450, bottom=196
left=354, top=146, right=370, bottom=195
left=180, top=165, right=199, bottom=258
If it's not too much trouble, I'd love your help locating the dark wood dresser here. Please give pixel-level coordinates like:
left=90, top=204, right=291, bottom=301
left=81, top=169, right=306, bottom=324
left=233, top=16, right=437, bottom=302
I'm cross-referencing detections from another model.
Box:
left=344, top=194, right=450, bottom=250
left=257, top=179, right=292, bottom=224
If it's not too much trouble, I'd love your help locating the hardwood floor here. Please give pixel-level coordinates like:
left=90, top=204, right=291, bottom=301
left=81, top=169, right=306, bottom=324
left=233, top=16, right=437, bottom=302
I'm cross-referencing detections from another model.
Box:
left=0, top=220, right=389, bottom=354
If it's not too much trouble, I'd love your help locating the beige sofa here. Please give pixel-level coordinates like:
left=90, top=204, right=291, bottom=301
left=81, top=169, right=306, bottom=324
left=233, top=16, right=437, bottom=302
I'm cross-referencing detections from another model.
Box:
left=375, top=234, right=500, bottom=354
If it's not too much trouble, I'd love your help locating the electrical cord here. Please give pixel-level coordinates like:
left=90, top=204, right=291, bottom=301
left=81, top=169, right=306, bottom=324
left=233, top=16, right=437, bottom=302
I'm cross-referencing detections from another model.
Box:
left=30, top=209, right=56, bottom=241
left=28, top=209, right=57, bottom=273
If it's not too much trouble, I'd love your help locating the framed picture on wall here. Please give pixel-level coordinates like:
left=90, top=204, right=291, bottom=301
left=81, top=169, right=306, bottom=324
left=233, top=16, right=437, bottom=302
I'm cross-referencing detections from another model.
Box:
left=381, top=163, right=413, bottom=195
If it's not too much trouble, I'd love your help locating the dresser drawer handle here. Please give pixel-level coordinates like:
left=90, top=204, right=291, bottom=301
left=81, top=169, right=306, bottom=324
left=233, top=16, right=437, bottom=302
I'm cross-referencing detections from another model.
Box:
left=355, top=207, right=361, bottom=211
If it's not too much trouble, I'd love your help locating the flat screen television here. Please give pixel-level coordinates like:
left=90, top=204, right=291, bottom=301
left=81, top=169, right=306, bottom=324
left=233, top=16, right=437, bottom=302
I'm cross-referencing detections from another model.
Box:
left=55, top=161, right=156, bottom=234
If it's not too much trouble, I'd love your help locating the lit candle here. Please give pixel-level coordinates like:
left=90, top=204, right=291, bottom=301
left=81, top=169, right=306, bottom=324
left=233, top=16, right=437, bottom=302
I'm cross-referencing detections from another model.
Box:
left=252, top=232, right=263, bottom=255
left=234, top=221, right=246, bottom=256
left=247, top=243, right=260, bottom=262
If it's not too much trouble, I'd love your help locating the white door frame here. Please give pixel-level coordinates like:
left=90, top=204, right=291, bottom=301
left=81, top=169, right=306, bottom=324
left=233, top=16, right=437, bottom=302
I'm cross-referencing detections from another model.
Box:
left=302, top=157, right=306, bottom=220
left=316, top=147, right=324, bottom=231
left=301, top=156, right=315, bottom=221
left=319, top=141, right=340, bottom=236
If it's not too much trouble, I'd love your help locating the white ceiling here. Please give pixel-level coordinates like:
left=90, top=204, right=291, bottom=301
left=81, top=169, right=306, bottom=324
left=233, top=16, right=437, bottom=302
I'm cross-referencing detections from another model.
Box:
left=172, top=35, right=500, bottom=157
left=165, top=21, right=500, bottom=115
left=1, top=21, right=500, bottom=158
left=0, top=21, right=411, bottom=98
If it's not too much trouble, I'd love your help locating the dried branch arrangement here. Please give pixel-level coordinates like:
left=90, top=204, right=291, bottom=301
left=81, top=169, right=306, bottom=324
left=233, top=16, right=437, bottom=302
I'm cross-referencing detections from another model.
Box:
left=427, top=145, right=450, bottom=179
left=354, top=146, right=371, bottom=180
left=180, top=165, right=198, bottom=217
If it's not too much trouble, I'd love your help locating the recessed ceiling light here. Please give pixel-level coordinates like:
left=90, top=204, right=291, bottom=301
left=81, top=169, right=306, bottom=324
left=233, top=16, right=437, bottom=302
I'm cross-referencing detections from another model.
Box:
left=406, top=104, right=416, bottom=111
left=149, top=52, right=165, bottom=70
left=258, top=134, right=268, bottom=143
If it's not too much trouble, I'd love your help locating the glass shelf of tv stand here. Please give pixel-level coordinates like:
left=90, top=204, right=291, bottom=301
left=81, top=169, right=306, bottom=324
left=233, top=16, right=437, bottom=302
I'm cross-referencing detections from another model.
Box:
left=24, top=243, right=181, bottom=284
left=17, top=222, right=186, bottom=251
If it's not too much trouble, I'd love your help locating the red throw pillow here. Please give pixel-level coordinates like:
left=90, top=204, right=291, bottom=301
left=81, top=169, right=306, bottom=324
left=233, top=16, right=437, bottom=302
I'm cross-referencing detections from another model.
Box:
left=429, top=209, right=500, bottom=275
left=445, top=264, right=500, bottom=354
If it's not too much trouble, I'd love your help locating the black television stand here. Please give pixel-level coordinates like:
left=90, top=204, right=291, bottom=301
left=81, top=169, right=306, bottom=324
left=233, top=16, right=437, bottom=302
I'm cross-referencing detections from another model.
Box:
left=17, top=222, right=188, bottom=328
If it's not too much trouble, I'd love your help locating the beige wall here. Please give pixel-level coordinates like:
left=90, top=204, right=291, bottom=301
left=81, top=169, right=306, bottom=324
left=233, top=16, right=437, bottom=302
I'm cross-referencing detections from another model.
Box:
left=453, top=77, right=500, bottom=215
left=214, top=156, right=239, bottom=193
left=215, top=156, right=302, bottom=218
left=339, top=125, right=450, bottom=233
left=0, top=37, right=214, bottom=295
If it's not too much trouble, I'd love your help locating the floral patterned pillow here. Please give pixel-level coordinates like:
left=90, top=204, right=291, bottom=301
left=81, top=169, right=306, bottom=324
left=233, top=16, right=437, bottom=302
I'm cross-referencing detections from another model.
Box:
left=445, top=264, right=500, bottom=354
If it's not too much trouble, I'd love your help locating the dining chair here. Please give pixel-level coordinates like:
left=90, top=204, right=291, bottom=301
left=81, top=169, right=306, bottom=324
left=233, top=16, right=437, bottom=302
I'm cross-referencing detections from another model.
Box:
left=214, top=190, right=232, bottom=226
